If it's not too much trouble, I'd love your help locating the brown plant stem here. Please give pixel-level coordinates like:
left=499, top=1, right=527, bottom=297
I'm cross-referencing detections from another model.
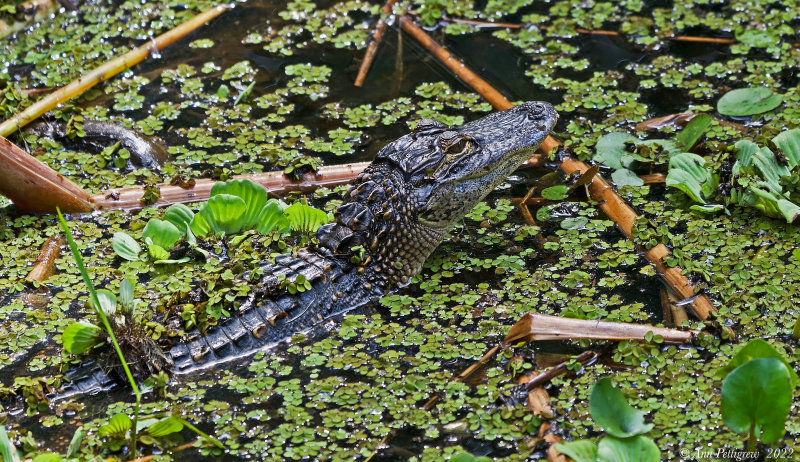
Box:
left=354, top=0, right=398, bottom=86
left=519, top=350, right=598, bottom=391
left=26, top=234, right=64, bottom=282
left=400, top=14, right=716, bottom=321
left=0, top=4, right=230, bottom=138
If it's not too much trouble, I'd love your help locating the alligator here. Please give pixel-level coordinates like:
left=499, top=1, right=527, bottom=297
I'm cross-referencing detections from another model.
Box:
left=57, top=101, right=558, bottom=396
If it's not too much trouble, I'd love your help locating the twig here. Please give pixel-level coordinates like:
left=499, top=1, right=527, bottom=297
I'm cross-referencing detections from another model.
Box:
left=0, top=135, right=93, bottom=213
left=399, top=14, right=717, bottom=321
left=518, top=350, right=598, bottom=392
left=354, top=0, right=398, bottom=86
left=0, top=4, right=231, bottom=138
left=440, top=16, right=736, bottom=44
left=26, top=234, right=64, bottom=282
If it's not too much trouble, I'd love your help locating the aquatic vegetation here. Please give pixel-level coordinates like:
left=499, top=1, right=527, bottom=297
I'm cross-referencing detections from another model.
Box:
left=717, top=87, right=783, bottom=116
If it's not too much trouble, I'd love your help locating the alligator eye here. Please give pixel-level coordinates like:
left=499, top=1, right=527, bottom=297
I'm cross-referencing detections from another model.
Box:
left=442, top=136, right=473, bottom=155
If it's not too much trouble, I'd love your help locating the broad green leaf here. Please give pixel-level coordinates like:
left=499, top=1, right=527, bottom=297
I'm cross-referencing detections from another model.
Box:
left=735, top=29, right=779, bottom=48
left=119, top=278, right=135, bottom=312
left=771, top=128, right=800, bottom=170
left=62, top=322, right=104, bottom=354
left=147, top=243, right=170, bottom=261
left=163, top=203, right=194, bottom=234
left=721, top=357, right=792, bottom=443
left=776, top=199, right=800, bottom=223
left=717, top=87, right=783, bottom=116
left=148, top=416, right=184, bottom=437
left=142, top=219, right=183, bottom=250
left=717, top=338, right=799, bottom=388
left=611, top=168, right=644, bottom=187
left=0, top=426, right=20, bottom=462
left=285, top=202, right=329, bottom=234
left=210, top=179, right=268, bottom=230
left=597, top=435, right=660, bottom=462
left=555, top=440, right=598, bottom=462
left=595, top=132, right=639, bottom=169
left=256, top=201, right=291, bottom=234
left=561, top=216, right=589, bottom=230
left=92, top=289, right=117, bottom=318
left=99, top=414, right=132, bottom=438
left=590, top=377, right=653, bottom=438
left=690, top=204, right=725, bottom=213
left=32, top=454, right=62, bottom=462
left=190, top=194, right=248, bottom=237
left=66, top=427, right=84, bottom=457
left=675, top=114, right=711, bottom=151
left=111, top=232, right=141, bottom=261
left=154, top=257, right=191, bottom=265
left=666, top=153, right=717, bottom=204
left=541, top=185, right=569, bottom=200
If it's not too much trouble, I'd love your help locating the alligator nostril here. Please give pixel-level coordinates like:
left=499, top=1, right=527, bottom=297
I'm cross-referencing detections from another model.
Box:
left=526, top=102, right=547, bottom=119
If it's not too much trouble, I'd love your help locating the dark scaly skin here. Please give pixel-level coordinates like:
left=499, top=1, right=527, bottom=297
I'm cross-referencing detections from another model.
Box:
left=27, top=119, right=168, bottom=170
left=56, top=102, right=558, bottom=397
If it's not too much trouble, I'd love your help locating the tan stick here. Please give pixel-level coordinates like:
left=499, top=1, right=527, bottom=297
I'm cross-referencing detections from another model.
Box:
left=504, top=313, right=696, bottom=345
left=0, top=0, right=58, bottom=40
left=0, top=135, right=93, bottom=212
left=0, top=4, right=230, bottom=138
left=354, top=0, right=398, bottom=86
left=26, top=234, right=64, bottom=282
left=519, top=350, right=598, bottom=391
left=400, top=15, right=716, bottom=321
left=440, top=16, right=736, bottom=44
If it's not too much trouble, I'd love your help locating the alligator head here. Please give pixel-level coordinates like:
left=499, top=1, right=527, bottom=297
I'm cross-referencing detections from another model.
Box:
left=317, top=101, right=558, bottom=289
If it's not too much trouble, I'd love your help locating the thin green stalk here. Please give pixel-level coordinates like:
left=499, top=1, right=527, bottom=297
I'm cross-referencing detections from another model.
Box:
left=57, top=208, right=142, bottom=459
left=178, top=417, right=224, bottom=449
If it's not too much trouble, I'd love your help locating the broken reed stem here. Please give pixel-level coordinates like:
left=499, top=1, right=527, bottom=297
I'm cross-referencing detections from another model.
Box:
left=400, top=14, right=716, bottom=321
left=0, top=0, right=58, bottom=40
left=354, top=0, right=398, bottom=86
left=422, top=344, right=501, bottom=410
left=520, top=351, right=598, bottom=392
left=25, top=234, right=64, bottom=282
left=440, top=16, right=736, bottom=44
left=0, top=4, right=230, bottom=138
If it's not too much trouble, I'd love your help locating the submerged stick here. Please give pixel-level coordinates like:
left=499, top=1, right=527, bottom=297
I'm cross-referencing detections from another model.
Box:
left=354, top=0, right=398, bottom=86
left=0, top=4, right=230, bottom=137
left=26, top=234, right=64, bottom=282
left=400, top=15, right=717, bottom=321
left=503, top=313, right=696, bottom=345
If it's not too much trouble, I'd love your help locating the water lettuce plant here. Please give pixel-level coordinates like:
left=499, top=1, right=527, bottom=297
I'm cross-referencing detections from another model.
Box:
left=555, top=377, right=660, bottom=462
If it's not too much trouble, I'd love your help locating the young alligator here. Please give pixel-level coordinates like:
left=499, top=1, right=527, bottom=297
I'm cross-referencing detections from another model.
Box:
left=58, top=101, right=557, bottom=396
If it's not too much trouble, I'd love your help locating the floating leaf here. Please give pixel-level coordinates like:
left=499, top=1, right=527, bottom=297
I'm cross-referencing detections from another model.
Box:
left=735, top=29, right=779, bottom=48
left=561, top=216, right=588, bottom=230
left=717, top=339, right=799, bottom=387
left=611, top=168, right=644, bottom=188
left=148, top=416, right=184, bottom=437
left=690, top=204, right=725, bottom=213
left=163, top=203, right=194, bottom=234
left=285, top=202, right=329, bottom=234
left=596, top=435, right=660, bottom=462
left=190, top=194, right=248, bottom=237
left=594, top=132, right=639, bottom=169
left=32, top=454, right=62, bottom=462
left=590, top=377, right=653, bottom=438
left=666, top=153, right=717, bottom=204
left=675, top=114, right=711, bottom=151
left=111, top=232, right=141, bottom=261
left=541, top=185, right=569, bottom=200
left=721, top=357, right=793, bottom=443
left=142, top=219, right=183, bottom=250
left=555, top=440, right=598, bottom=462
left=717, top=87, right=783, bottom=116
left=256, top=201, right=291, bottom=234
left=62, top=322, right=104, bottom=354
left=210, top=179, right=268, bottom=229
left=99, top=414, right=132, bottom=438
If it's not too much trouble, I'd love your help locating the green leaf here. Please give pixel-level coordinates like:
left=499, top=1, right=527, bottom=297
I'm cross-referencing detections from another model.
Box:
left=771, top=128, right=800, bottom=169
left=597, top=435, right=660, bottom=462
left=717, top=338, right=798, bottom=388
left=99, top=414, right=132, bottom=438
left=735, top=29, right=779, bottom=48
left=210, top=179, right=268, bottom=230
left=147, top=243, right=170, bottom=261
left=555, top=440, right=598, bottom=462
left=163, top=203, right=194, bottom=234
left=62, top=322, right=104, bottom=354
left=142, top=219, right=183, bottom=250
left=190, top=194, right=248, bottom=237
left=92, top=289, right=117, bottom=318
left=447, top=453, right=491, bottom=462
left=595, top=132, right=639, bottom=169
left=611, top=168, right=644, bottom=188
left=0, top=426, right=20, bottom=462
left=717, top=87, right=783, bottom=116
left=690, top=204, right=725, bottom=213
left=541, top=185, right=569, bottom=200
left=256, top=201, right=291, bottom=234
left=666, top=153, right=717, bottom=204
left=66, top=427, right=84, bottom=457
left=561, top=216, right=589, bottom=230
left=147, top=416, right=184, bottom=438
left=111, top=232, right=141, bottom=261
left=675, top=114, right=711, bottom=151
left=285, top=202, right=329, bottom=234
left=119, top=278, right=135, bottom=312
left=32, top=454, right=62, bottom=462
left=590, top=377, right=653, bottom=438
left=721, top=357, right=793, bottom=443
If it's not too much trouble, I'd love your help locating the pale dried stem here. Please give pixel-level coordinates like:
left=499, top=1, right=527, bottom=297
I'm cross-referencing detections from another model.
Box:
left=354, top=0, right=398, bottom=86
left=26, top=234, right=64, bottom=282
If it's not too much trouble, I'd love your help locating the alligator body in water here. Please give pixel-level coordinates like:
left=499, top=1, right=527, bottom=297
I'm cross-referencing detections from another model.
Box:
left=59, top=101, right=557, bottom=396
